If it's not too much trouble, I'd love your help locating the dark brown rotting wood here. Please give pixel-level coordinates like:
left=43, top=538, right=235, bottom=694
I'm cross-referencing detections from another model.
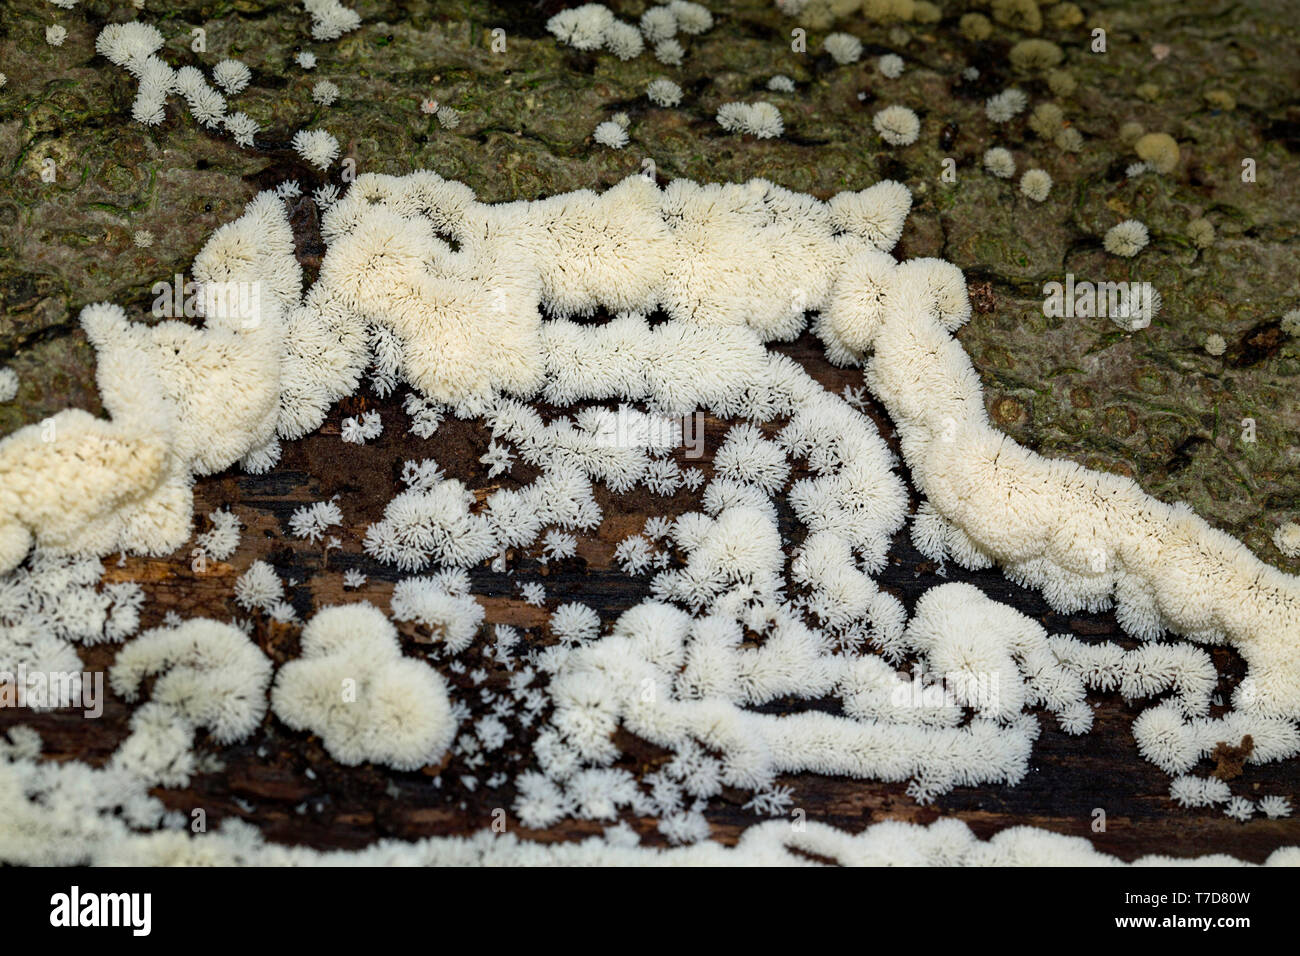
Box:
left=1211, top=737, right=1255, bottom=781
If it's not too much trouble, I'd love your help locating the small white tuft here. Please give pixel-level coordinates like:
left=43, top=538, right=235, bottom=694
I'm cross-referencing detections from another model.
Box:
left=873, top=105, right=920, bottom=146
left=986, top=88, right=1028, bottom=123
left=647, top=78, right=683, bottom=107
left=0, top=368, right=19, bottom=403
left=1103, top=219, right=1150, bottom=258
left=824, top=33, right=863, bottom=65
left=716, top=102, right=783, bottom=139
left=982, top=147, right=1016, bottom=179
left=1019, top=168, right=1052, bottom=201
left=291, top=128, right=341, bottom=169
left=594, top=119, right=629, bottom=149
left=312, top=79, right=339, bottom=106
left=212, top=60, right=252, bottom=96
left=878, top=54, right=904, bottom=78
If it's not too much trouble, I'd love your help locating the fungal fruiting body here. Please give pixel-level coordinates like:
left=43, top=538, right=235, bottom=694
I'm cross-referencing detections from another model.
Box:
left=110, top=618, right=272, bottom=786
left=1104, top=219, right=1150, bottom=257
left=291, top=129, right=341, bottom=169
left=548, top=3, right=713, bottom=63
left=9, top=170, right=1300, bottom=716
left=1135, top=132, right=1180, bottom=173
left=1188, top=217, right=1216, bottom=249
left=212, top=60, right=252, bottom=95
left=271, top=603, right=456, bottom=769
left=986, top=88, right=1028, bottom=123
left=824, top=33, right=863, bottom=65
left=647, top=78, right=683, bottom=107
left=983, top=147, right=1016, bottom=179
left=312, top=80, right=340, bottom=106
left=1275, top=523, right=1300, bottom=559
left=1019, top=168, right=1052, bottom=201
left=716, top=102, right=783, bottom=139
left=4, top=168, right=1300, bottom=865
left=594, top=118, right=630, bottom=149
left=873, top=105, right=920, bottom=146
left=878, top=54, right=904, bottom=78
left=302, top=0, right=361, bottom=41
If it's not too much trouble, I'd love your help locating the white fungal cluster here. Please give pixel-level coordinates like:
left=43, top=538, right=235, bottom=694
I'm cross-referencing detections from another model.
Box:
left=288, top=500, right=343, bottom=542
left=340, top=410, right=381, bottom=443
left=817, top=212, right=1300, bottom=727
left=646, top=77, right=683, bottom=107
left=594, top=116, right=630, bottom=149
left=195, top=508, right=241, bottom=561
left=1104, top=219, right=1150, bottom=257
left=1019, top=167, right=1052, bottom=201
left=4, top=153, right=1300, bottom=864
left=0, top=185, right=303, bottom=574
left=4, top=764, right=1295, bottom=865
left=547, top=2, right=713, bottom=64
left=110, top=619, right=272, bottom=786
left=272, top=603, right=456, bottom=769
left=0, top=555, right=144, bottom=711
left=983, top=146, right=1016, bottom=179
left=96, top=22, right=247, bottom=138
left=302, top=0, right=361, bottom=41
left=548, top=3, right=639, bottom=58
left=9, top=170, right=1300, bottom=724
left=0, top=367, right=17, bottom=403
left=233, top=560, right=286, bottom=614
left=716, top=101, right=783, bottom=139
left=824, top=33, right=863, bottom=65
left=1275, top=522, right=1300, bottom=558
left=541, top=530, right=578, bottom=562
left=291, top=128, right=341, bottom=169
left=1134, top=704, right=1297, bottom=776
left=878, top=53, right=904, bottom=78
left=312, top=79, right=340, bottom=106
left=986, top=88, right=1028, bottom=123
left=1170, top=775, right=1231, bottom=807
left=390, top=571, right=484, bottom=652
left=212, top=59, right=252, bottom=96
left=873, top=104, right=920, bottom=146
left=94, top=20, right=353, bottom=161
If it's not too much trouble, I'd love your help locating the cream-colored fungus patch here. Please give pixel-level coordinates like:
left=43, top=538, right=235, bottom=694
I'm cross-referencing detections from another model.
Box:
left=2, top=167, right=1298, bottom=864
left=271, top=603, right=456, bottom=770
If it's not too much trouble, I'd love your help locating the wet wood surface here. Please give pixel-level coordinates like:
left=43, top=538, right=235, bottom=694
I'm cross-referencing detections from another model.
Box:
left=4, top=331, right=1299, bottom=864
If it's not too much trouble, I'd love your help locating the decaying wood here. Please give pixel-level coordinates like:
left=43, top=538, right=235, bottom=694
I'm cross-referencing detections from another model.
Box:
left=3, top=335, right=1298, bottom=864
